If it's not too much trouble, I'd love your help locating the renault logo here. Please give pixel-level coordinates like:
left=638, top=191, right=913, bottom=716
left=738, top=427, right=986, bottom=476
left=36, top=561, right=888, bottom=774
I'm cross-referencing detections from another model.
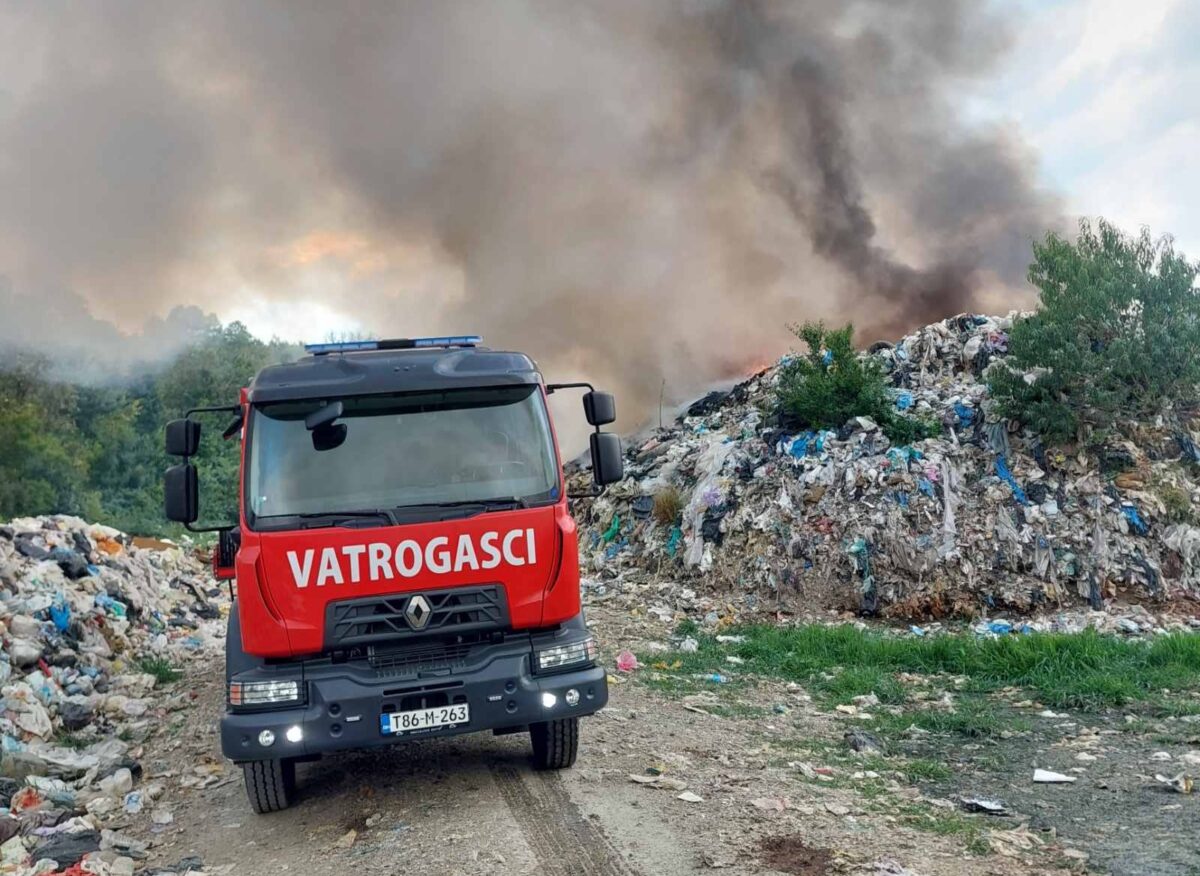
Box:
left=404, top=594, right=432, bottom=630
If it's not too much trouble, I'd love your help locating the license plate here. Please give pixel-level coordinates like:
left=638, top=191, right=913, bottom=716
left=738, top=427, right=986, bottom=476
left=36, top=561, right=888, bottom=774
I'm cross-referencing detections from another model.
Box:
left=380, top=703, right=470, bottom=736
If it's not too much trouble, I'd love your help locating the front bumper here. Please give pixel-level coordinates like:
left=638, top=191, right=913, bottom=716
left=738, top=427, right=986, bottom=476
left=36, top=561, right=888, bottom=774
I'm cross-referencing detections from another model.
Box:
left=221, top=632, right=607, bottom=762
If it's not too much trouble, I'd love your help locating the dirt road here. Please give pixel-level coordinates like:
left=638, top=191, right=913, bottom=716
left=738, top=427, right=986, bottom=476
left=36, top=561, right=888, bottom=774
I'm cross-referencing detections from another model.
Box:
left=127, top=607, right=1182, bottom=876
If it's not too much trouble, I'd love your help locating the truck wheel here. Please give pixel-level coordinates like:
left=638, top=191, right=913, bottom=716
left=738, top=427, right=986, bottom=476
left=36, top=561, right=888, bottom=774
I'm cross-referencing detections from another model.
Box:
left=529, top=717, right=578, bottom=770
left=243, top=758, right=296, bottom=813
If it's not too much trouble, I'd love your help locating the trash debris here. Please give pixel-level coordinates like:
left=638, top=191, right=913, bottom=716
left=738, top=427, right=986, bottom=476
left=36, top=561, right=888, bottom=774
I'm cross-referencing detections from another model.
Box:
left=570, top=312, right=1200, bottom=623
left=843, top=728, right=883, bottom=753
left=988, top=824, right=1046, bottom=857
left=676, top=791, right=703, bottom=803
left=628, top=773, right=688, bottom=791
left=959, top=796, right=1007, bottom=815
left=616, top=650, right=639, bottom=672
left=1153, top=773, right=1194, bottom=794
left=1032, top=769, right=1077, bottom=784
left=0, top=515, right=224, bottom=871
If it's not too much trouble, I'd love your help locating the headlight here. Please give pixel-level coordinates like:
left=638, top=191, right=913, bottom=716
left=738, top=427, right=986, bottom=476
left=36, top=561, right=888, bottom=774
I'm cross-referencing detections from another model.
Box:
left=229, top=680, right=302, bottom=707
left=536, top=635, right=599, bottom=672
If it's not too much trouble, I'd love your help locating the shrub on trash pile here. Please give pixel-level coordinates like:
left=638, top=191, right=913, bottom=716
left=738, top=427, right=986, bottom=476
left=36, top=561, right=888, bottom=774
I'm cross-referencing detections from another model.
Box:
left=776, top=322, right=938, bottom=444
left=988, top=219, right=1200, bottom=443
left=651, top=485, right=685, bottom=525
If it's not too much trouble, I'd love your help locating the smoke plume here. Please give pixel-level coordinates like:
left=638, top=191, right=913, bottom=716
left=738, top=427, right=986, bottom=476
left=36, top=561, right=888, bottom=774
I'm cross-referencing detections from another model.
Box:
left=0, top=0, right=1059, bottom=424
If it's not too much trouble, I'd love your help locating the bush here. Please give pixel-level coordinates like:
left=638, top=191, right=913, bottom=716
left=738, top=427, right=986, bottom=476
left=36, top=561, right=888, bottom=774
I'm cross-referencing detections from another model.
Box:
left=988, top=219, right=1200, bottom=443
left=652, top=485, right=685, bottom=525
left=1158, top=486, right=1193, bottom=524
left=776, top=322, right=933, bottom=444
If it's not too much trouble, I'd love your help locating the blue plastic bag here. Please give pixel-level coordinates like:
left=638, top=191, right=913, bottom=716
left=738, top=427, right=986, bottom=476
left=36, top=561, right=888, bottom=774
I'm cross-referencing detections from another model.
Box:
left=994, top=457, right=1030, bottom=505
left=49, top=595, right=70, bottom=633
left=1121, top=504, right=1149, bottom=535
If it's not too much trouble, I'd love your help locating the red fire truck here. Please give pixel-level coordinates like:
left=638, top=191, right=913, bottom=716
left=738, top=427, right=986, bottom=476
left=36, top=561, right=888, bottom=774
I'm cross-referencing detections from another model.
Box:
left=163, top=336, right=622, bottom=813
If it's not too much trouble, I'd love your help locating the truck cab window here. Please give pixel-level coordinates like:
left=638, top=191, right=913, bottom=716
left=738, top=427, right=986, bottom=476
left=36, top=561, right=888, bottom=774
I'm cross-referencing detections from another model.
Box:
left=247, top=385, right=559, bottom=524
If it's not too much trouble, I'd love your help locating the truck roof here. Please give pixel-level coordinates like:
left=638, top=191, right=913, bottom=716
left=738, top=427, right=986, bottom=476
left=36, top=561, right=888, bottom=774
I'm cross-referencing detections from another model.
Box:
left=246, top=346, right=543, bottom=403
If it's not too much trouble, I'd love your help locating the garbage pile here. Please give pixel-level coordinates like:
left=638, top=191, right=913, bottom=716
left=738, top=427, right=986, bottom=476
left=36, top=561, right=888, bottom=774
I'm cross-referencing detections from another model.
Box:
left=0, top=516, right=223, bottom=875
left=577, top=314, right=1200, bottom=624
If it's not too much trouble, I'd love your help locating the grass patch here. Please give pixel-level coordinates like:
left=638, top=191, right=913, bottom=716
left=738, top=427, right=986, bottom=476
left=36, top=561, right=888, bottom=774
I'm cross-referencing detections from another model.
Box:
left=53, top=731, right=91, bottom=750
left=643, top=624, right=1200, bottom=711
left=136, top=656, right=182, bottom=684
left=901, top=758, right=953, bottom=783
left=810, top=665, right=908, bottom=706
left=881, top=801, right=991, bottom=856
left=870, top=701, right=1027, bottom=740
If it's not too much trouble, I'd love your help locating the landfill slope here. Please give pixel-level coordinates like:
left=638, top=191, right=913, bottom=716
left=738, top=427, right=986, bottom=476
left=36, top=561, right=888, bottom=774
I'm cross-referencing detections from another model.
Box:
left=578, top=313, right=1200, bottom=623
left=0, top=516, right=224, bottom=875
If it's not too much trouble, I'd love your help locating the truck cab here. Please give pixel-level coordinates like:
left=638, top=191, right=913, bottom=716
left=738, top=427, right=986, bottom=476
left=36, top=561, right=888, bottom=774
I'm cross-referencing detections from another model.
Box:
left=163, top=336, right=622, bottom=813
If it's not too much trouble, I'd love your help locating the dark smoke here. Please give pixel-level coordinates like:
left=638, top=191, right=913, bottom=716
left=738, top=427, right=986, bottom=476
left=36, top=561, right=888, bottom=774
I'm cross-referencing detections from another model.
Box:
left=0, top=0, right=1060, bottom=430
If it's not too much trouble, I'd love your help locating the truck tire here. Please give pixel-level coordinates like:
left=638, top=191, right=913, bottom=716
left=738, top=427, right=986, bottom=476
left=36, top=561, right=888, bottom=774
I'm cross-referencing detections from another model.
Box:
left=243, top=758, right=296, bottom=814
left=529, top=717, right=578, bottom=770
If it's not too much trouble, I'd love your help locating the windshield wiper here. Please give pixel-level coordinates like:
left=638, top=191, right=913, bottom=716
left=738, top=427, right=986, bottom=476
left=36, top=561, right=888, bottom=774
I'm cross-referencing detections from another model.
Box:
left=389, top=497, right=532, bottom=520
left=259, top=509, right=397, bottom=529
left=412, top=496, right=530, bottom=509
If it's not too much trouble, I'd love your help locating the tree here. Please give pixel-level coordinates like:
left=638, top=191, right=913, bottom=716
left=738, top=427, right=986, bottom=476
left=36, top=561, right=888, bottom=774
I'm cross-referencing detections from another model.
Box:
left=0, top=320, right=301, bottom=533
left=988, top=219, right=1200, bottom=442
left=0, top=355, right=96, bottom=519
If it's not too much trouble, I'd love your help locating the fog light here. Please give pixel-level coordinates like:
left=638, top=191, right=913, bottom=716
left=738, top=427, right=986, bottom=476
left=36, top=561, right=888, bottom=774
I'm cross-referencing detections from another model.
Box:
left=565, top=688, right=580, bottom=707
left=541, top=692, right=557, bottom=709
left=285, top=725, right=303, bottom=744
left=258, top=730, right=275, bottom=747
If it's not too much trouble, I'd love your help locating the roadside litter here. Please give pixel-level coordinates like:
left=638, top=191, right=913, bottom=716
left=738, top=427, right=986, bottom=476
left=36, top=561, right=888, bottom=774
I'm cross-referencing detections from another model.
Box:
left=1153, top=773, right=1194, bottom=794
left=1032, top=769, right=1076, bottom=784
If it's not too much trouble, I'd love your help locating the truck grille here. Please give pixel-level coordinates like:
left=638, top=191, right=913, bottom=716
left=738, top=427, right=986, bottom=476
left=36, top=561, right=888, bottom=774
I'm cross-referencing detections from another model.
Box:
left=325, top=585, right=508, bottom=648
left=369, top=642, right=474, bottom=679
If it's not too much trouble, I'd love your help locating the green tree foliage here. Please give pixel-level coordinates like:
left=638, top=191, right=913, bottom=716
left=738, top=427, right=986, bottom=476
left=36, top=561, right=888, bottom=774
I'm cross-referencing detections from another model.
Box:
left=0, top=355, right=97, bottom=519
left=0, top=323, right=299, bottom=534
left=776, top=322, right=938, bottom=444
left=988, top=219, right=1200, bottom=443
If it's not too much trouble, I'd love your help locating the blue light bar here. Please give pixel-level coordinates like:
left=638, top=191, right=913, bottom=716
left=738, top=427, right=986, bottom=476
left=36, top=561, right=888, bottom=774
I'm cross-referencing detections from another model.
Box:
left=304, top=335, right=482, bottom=355
left=410, top=335, right=482, bottom=348
left=303, top=340, right=379, bottom=354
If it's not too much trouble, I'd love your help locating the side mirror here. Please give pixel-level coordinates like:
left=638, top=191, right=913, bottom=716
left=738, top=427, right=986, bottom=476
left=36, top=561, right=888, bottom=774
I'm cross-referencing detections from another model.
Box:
left=165, top=419, right=201, bottom=456
left=589, top=432, right=624, bottom=485
left=583, top=391, right=616, bottom=427
left=165, top=463, right=198, bottom=523
left=312, top=422, right=348, bottom=452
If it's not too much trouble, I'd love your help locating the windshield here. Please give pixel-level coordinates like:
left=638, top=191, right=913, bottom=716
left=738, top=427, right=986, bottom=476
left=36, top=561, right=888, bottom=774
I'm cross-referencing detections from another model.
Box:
left=246, top=385, right=559, bottom=525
